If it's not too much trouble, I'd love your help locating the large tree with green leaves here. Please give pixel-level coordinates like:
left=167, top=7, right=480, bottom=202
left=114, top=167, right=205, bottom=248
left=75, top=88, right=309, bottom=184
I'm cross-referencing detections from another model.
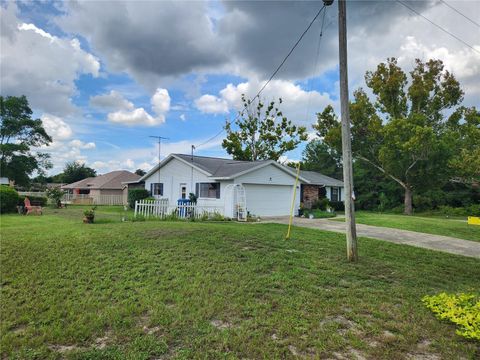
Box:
left=222, top=95, right=307, bottom=161
left=315, top=58, right=475, bottom=215
left=0, top=95, right=52, bottom=186
left=62, top=161, right=97, bottom=184
left=447, top=107, right=480, bottom=186
left=300, top=140, right=342, bottom=179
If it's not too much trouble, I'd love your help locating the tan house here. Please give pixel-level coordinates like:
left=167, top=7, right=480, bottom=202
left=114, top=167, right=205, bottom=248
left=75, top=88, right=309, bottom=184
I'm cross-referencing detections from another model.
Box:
left=62, top=170, right=141, bottom=205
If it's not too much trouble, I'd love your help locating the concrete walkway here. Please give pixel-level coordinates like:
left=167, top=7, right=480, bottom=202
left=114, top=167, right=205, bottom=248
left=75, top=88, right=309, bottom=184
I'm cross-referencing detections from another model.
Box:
left=261, top=217, right=480, bottom=259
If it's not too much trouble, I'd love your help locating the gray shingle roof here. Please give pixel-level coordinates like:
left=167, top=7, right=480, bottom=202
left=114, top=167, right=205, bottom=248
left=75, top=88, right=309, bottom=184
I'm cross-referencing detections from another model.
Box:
left=174, top=154, right=343, bottom=186
left=299, top=170, right=344, bottom=187
left=174, top=154, right=270, bottom=177
left=61, top=170, right=141, bottom=190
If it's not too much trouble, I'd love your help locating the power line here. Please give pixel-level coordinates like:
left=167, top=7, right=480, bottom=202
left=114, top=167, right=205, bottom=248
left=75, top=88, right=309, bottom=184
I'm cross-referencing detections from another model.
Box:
left=195, top=3, right=328, bottom=150
left=305, top=6, right=328, bottom=123
left=397, top=0, right=480, bottom=54
left=439, top=0, right=480, bottom=28
left=251, top=4, right=327, bottom=104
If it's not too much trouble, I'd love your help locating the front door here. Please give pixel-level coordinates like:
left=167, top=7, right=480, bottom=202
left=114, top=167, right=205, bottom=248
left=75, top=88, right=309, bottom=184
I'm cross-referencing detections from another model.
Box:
left=180, top=183, right=187, bottom=199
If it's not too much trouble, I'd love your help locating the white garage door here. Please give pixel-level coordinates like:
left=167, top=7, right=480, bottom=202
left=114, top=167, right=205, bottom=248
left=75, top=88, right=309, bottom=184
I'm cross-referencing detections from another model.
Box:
left=244, top=184, right=293, bottom=217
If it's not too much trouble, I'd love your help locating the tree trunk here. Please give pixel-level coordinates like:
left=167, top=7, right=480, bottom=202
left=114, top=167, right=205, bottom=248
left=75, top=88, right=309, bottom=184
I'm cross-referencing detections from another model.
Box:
left=404, top=186, right=413, bottom=215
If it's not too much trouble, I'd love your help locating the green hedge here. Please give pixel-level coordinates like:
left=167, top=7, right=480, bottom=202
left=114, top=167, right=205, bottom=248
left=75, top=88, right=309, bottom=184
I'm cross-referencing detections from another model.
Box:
left=128, top=189, right=150, bottom=209
left=18, top=195, right=48, bottom=207
left=0, top=186, right=19, bottom=213
left=303, top=209, right=336, bottom=219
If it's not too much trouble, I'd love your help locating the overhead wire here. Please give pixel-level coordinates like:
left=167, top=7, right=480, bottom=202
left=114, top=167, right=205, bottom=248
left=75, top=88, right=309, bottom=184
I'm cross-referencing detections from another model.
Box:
left=305, top=6, right=328, bottom=124
left=439, top=0, right=480, bottom=28
left=397, top=0, right=480, bottom=54
left=195, top=3, right=328, bottom=149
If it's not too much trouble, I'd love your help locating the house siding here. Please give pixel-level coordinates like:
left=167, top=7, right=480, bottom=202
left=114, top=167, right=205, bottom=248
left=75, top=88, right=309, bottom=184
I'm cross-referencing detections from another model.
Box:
left=234, top=164, right=300, bottom=216
left=143, top=159, right=231, bottom=207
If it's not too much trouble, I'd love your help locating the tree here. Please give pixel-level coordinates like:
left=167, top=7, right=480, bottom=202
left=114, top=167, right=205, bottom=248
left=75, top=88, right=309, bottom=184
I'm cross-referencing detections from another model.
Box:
left=0, top=95, right=52, bottom=186
left=447, top=107, right=480, bottom=186
left=62, top=161, right=96, bottom=184
left=46, top=187, right=65, bottom=208
left=222, top=95, right=307, bottom=161
left=315, top=58, right=468, bottom=215
left=135, top=169, right=146, bottom=176
left=301, top=140, right=342, bottom=179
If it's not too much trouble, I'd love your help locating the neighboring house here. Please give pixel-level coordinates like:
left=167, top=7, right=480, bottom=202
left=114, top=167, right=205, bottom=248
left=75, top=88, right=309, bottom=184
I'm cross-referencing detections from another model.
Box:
left=62, top=170, right=141, bottom=204
left=133, top=154, right=344, bottom=217
left=0, top=177, right=10, bottom=186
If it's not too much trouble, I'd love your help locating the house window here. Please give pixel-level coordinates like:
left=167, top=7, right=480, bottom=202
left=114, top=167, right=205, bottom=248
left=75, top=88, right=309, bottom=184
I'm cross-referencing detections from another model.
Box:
left=150, top=183, right=164, bottom=196
left=331, top=187, right=340, bottom=202
left=196, top=182, right=220, bottom=199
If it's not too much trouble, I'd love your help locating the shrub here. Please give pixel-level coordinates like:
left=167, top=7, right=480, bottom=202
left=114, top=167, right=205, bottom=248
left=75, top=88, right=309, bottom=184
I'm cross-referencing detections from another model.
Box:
left=329, top=201, right=345, bottom=212
left=467, top=204, right=480, bottom=216
left=304, top=209, right=336, bottom=219
left=312, top=198, right=330, bottom=211
left=422, top=292, right=480, bottom=341
left=438, top=205, right=468, bottom=217
left=0, top=186, right=19, bottom=213
left=128, top=189, right=150, bottom=208
left=413, top=194, right=434, bottom=212
left=46, top=188, right=65, bottom=207
left=377, top=192, right=389, bottom=212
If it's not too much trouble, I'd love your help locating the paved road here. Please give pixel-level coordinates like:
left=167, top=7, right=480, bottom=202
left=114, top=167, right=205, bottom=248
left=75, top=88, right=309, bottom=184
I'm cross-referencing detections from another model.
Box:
left=261, top=217, right=480, bottom=259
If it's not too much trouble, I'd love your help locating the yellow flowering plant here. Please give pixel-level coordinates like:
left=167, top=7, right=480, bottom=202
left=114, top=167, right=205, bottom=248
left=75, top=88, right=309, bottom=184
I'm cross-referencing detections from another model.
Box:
left=422, top=292, right=480, bottom=341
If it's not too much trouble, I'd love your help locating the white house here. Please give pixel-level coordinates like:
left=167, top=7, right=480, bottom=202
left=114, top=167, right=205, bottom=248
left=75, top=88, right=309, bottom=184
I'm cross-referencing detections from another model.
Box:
left=130, top=154, right=344, bottom=217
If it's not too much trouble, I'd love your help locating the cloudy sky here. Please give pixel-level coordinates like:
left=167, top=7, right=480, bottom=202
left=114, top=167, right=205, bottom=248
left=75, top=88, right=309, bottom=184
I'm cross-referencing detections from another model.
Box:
left=1, top=0, right=479, bottom=175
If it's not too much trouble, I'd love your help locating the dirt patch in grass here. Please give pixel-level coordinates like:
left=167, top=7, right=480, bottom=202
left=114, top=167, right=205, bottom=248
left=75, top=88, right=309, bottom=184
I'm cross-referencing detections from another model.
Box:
left=320, top=315, right=361, bottom=335
left=11, top=324, right=27, bottom=335
left=210, top=319, right=234, bottom=330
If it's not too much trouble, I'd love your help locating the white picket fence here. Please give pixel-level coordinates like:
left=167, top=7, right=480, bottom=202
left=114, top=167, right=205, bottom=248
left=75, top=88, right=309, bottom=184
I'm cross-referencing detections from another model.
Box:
left=62, top=193, right=124, bottom=205
left=134, top=199, right=224, bottom=220
left=18, top=191, right=125, bottom=205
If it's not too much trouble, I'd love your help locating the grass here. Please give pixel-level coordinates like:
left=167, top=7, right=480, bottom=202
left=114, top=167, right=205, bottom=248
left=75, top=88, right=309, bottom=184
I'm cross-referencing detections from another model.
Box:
left=331, top=211, right=480, bottom=242
left=1, top=207, right=479, bottom=359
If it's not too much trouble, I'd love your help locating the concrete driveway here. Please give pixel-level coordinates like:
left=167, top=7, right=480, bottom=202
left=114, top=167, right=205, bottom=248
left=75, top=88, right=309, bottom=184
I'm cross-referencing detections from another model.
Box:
left=261, top=216, right=480, bottom=259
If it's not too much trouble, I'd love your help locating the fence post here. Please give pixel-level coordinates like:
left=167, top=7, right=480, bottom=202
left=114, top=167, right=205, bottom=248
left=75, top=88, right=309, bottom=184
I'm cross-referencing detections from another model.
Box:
left=134, top=200, right=138, bottom=218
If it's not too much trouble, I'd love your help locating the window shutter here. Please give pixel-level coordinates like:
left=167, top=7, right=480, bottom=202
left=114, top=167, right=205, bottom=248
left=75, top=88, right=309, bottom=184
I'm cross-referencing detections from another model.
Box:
left=150, top=183, right=153, bottom=195
left=195, top=183, right=199, bottom=197
left=216, top=183, right=220, bottom=199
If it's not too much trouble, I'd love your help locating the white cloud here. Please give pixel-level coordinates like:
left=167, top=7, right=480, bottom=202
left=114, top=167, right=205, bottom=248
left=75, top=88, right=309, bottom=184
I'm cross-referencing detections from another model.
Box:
left=69, top=139, right=96, bottom=149
left=41, top=114, right=73, bottom=140
left=195, top=94, right=229, bottom=114
left=196, top=79, right=335, bottom=126
left=102, top=87, right=171, bottom=126
left=398, top=36, right=480, bottom=97
left=151, top=88, right=171, bottom=114
left=89, top=90, right=134, bottom=111
left=108, top=108, right=158, bottom=126
left=0, top=3, right=100, bottom=116
left=179, top=114, right=186, bottom=121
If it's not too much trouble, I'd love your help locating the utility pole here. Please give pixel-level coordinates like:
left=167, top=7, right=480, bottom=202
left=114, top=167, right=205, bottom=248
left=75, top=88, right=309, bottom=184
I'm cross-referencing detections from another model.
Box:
left=149, top=136, right=168, bottom=197
left=338, top=0, right=358, bottom=261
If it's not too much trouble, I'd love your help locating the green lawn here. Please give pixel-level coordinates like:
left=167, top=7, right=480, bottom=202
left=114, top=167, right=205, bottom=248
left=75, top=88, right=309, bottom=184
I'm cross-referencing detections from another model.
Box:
left=331, top=211, right=480, bottom=242
left=1, top=207, right=479, bottom=359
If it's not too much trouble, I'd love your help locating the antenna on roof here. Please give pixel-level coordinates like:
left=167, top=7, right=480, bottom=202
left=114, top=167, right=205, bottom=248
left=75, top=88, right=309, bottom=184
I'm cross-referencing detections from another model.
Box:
left=149, top=136, right=168, bottom=198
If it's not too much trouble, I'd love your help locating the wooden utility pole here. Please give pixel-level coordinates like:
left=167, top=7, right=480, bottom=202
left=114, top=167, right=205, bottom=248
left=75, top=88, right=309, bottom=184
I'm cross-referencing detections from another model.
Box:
left=338, top=0, right=358, bottom=261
